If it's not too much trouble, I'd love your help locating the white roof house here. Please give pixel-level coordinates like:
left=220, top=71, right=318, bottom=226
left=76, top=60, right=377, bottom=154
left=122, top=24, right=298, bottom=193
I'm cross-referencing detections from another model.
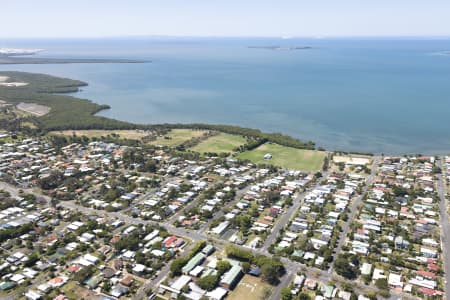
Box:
left=388, top=273, right=403, bottom=288
left=372, top=268, right=387, bottom=280
left=206, top=287, right=228, bottom=300
left=212, top=221, right=229, bottom=235
left=25, top=290, right=42, bottom=300
left=83, top=254, right=99, bottom=264
left=171, top=275, right=191, bottom=292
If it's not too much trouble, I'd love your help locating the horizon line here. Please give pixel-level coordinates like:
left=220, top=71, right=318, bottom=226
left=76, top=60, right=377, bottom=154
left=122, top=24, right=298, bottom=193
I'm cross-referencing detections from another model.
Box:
left=1, top=34, right=450, bottom=40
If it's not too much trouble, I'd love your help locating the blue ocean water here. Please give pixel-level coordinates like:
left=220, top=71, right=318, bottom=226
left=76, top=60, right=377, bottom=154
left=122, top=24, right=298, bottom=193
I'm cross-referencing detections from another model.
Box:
left=1, top=37, right=450, bottom=154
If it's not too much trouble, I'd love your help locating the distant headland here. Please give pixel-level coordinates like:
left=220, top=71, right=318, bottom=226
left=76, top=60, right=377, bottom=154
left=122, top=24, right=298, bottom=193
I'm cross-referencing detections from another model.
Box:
left=0, top=48, right=44, bottom=56
left=0, top=47, right=147, bottom=64
left=0, top=57, right=147, bottom=64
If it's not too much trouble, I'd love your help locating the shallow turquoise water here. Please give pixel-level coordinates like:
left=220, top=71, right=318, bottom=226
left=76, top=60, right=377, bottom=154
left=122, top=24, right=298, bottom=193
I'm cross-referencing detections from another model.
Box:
left=1, top=37, right=450, bottom=154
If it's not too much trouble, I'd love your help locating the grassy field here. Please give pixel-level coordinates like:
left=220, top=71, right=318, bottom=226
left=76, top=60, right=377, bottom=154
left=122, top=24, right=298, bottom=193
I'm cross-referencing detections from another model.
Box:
left=191, top=133, right=247, bottom=154
left=60, top=281, right=101, bottom=300
left=50, top=129, right=151, bottom=140
left=237, top=143, right=326, bottom=171
left=149, top=129, right=208, bottom=146
left=227, top=275, right=273, bottom=300
left=21, top=121, right=37, bottom=129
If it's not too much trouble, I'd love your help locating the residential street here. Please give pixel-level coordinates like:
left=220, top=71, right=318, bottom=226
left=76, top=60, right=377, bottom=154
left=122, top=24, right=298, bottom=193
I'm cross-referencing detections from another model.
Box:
left=328, top=156, right=379, bottom=274
left=261, top=190, right=306, bottom=252
left=261, top=173, right=328, bottom=252
left=438, top=157, right=450, bottom=300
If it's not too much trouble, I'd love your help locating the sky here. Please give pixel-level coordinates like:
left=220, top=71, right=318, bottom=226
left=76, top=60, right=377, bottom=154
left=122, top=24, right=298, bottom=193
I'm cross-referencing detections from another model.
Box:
left=1, top=0, right=450, bottom=38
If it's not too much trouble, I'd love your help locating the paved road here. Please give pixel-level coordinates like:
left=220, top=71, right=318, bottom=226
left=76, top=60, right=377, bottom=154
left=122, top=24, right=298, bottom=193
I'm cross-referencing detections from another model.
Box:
left=269, top=272, right=294, bottom=300
left=199, top=185, right=251, bottom=233
left=328, top=156, right=379, bottom=274
left=261, top=190, right=305, bottom=252
left=0, top=181, right=34, bottom=198
left=165, top=180, right=225, bottom=225
left=132, top=242, right=198, bottom=300
left=261, top=172, right=328, bottom=252
left=166, top=194, right=203, bottom=224
left=438, top=157, right=450, bottom=300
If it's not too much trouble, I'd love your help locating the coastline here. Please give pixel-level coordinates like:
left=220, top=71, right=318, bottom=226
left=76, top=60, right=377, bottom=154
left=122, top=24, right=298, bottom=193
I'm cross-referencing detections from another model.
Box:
left=0, top=70, right=315, bottom=152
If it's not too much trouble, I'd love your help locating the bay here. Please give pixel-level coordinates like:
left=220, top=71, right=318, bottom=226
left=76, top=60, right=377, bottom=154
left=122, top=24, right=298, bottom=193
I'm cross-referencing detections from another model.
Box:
left=1, top=37, right=450, bottom=154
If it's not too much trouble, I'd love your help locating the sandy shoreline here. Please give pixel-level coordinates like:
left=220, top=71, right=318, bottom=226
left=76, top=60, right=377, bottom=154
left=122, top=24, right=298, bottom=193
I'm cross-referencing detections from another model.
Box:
left=0, top=75, right=28, bottom=87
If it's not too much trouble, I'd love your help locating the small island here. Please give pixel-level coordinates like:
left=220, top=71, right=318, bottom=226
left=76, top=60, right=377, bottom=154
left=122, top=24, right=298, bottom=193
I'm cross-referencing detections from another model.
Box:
left=248, top=46, right=312, bottom=50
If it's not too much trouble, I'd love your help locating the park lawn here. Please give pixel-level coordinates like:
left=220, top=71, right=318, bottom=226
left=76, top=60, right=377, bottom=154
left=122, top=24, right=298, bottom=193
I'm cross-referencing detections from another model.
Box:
left=237, top=143, right=326, bottom=171
left=20, top=121, right=37, bottom=129
left=227, top=275, right=273, bottom=300
left=149, top=129, right=207, bottom=146
left=49, top=129, right=151, bottom=140
left=191, top=133, right=247, bottom=154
